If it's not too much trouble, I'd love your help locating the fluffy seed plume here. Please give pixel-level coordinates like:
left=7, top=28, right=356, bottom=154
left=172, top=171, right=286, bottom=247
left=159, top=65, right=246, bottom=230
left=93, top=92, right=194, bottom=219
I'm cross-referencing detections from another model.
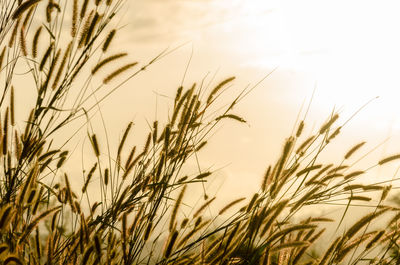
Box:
left=246, top=193, right=259, bottom=213
left=215, top=114, right=246, bottom=123
left=296, top=135, right=315, bottom=155
left=318, top=236, right=342, bottom=265
left=32, top=26, right=42, bottom=58
left=378, top=154, right=400, bottom=165
left=195, top=171, right=212, bottom=179
left=270, top=241, right=310, bottom=253
left=90, top=134, right=100, bottom=157
left=143, top=222, right=153, bottom=241
left=291, top=187, right=320, bottom=213
left=261, top=166, right=271, bottom=192
left=117, top=121, right=133, bottom=157
left=9, top=19, right=20, bottom=48
left=39, top=42, right=53, bottom=71
left=207, top=76, right=235, bottom=104
left=344, top=141, right=366, bottom=159
left=344, top=170, right=364, bottom=180
left=18, top=206, right=61, bottom=243
left=296, top=120, right=304, bottom=137
left=81, top=245, right=94, bottom=265
left=71, top=0, right=78, bottom=36
left=365, top=230, right=385, bottom=250
left=92, top=53, right=127, bottom=75
left=169, top=185, right=186, bottom=231
left=264, top=224, right=317, bottom=247
left=78, top=10, right=94, bottom=47
left=82, top=163, right=97, bottom=193
left=219, top=198, right=245, bottom=215
left=20, top=26, right=27, bottom=56
left=381, top=185, right=391, bottom=201
left=103, top=62, right=137, bottom=84
left=0, top=204, right=14, bottom=230
left=296, top=164, right=322, bottom=177
left=102, top=29, right=116, bottom=52
left=327, top=126, right=341, bottom=142
left=52, top=42, right=72, bottom=89
left=319, top=114, right=339, bottom=134
left=80, top=0, right=89, bottom=19
left=84, top=12, right=100, bottom=46
left=164, top=230, right=179, bottom=258
left=13, top=0, right=42, bottom=20
left=22, top=5, right=34, bottom=27
left=272, top=137, right=294, bottom=190
left=193, top=197, right=215, bottom=218
left=0, top=47, right=6, bottom=70
left=348, top=196, right=371, bottom=202
left=104, top=168, right=109, bottom=186
left=343, top=208, right=389, bottom=241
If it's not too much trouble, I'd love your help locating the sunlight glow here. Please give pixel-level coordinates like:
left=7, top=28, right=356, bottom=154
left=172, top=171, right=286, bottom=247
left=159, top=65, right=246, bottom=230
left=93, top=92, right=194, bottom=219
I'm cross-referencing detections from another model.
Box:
left=238, top=0, right=400, bottom=107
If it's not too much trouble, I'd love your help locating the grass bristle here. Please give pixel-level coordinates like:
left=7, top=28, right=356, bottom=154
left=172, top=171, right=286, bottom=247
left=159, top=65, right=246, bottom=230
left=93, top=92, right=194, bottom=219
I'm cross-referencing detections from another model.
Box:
left=13, top=0, right=42, bottom=20
left=39, top=42, right=53, bottom=71
left=215, top=114, right=246, bottom=123
left=90, top=134, right=100, bottom=157
left=32, top=26, right=42, bottom=58
left=92, top=53, right=128, bottom=75
left=80, top=0, right=89, bottom=19
left=270, top=241, right=310, bottom=252
left=103, top=62, right=138, bottom=84
left=207, top=76, right=235, bottom=104
left=20, top=26, right=27, bottom=56
left=344, top=141, right=366, bottom=159
left=193, top=197, right=215, bottom=218
left=343, top=208, right=389, bottom=241
left=164, top=230, right=179, bottom=258
left=103, top=29, right=116, bottom=52
left=169, top=185, right=186, bottom=231
left=378, top=153, right=400, bottom=165
left=71, top=0, right=78, bottom=36
left=319, top=114, right=339, bottom=134
left=82, top=163, right=97, bottom=193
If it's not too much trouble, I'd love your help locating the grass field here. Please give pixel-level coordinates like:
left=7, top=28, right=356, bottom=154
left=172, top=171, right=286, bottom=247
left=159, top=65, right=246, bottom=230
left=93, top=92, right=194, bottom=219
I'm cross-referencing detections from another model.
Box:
left=0, top=1, right=399, bottom=264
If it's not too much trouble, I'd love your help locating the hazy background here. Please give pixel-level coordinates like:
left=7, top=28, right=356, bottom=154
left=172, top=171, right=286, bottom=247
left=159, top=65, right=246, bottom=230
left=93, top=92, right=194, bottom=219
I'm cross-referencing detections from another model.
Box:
left=72, top=0, right=400, bottom=207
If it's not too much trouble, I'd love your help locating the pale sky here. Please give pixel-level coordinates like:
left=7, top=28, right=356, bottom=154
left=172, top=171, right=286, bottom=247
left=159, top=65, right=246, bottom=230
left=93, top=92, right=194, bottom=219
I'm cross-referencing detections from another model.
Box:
left=58, top=0, right=400, bottom=203
left=122, top=0, right=400, bottom=106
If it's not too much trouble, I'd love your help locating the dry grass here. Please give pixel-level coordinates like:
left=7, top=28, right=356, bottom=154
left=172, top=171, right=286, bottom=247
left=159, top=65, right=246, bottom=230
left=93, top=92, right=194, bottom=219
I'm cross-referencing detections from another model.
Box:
left=0, top=1, right=399, bottom=265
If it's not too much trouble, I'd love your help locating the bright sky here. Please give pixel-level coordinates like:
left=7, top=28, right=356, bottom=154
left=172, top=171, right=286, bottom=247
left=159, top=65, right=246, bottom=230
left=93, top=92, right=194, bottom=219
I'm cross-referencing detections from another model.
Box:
left=120, top=0, right=400, bottom=117
left=102, top=0, right=400, bottom=201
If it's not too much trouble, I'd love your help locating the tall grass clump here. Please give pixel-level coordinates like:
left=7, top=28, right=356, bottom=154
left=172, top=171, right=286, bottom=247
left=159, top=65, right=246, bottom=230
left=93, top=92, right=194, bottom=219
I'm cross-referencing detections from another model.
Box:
left=0, top=1, right=399, bottom=265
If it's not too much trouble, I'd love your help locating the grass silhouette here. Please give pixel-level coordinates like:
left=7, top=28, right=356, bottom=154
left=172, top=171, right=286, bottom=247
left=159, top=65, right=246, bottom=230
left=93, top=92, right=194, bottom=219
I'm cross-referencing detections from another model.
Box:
left=0, top=1, right=399, bottom=265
